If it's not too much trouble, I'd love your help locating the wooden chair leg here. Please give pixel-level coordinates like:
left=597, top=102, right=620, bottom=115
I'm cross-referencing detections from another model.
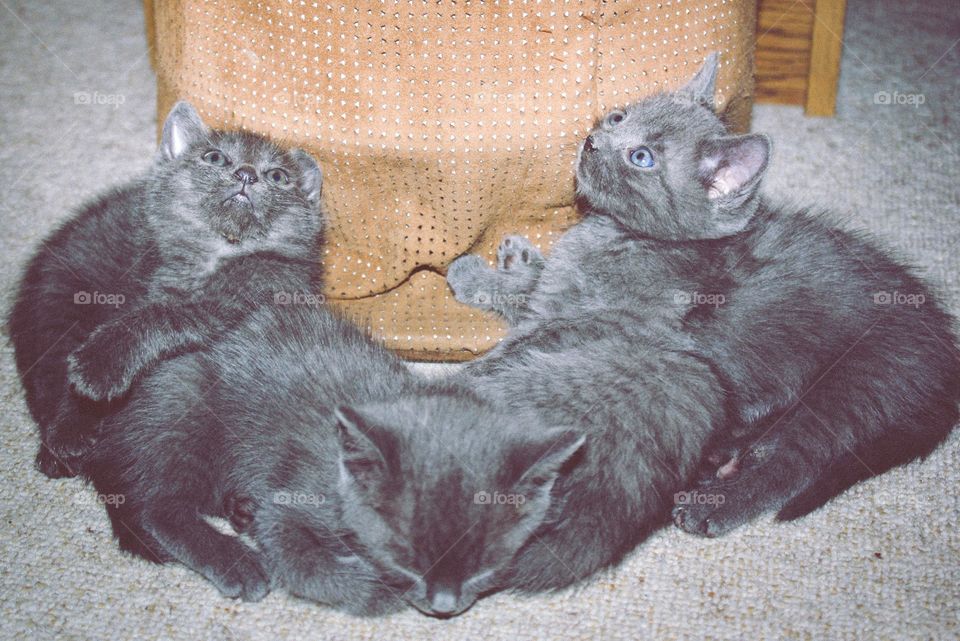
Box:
left=805, top=0, right=848, bottom=116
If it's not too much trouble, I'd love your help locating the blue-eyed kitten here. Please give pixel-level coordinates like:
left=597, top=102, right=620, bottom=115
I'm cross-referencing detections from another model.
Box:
left=450, top=53, right=959, bottom=556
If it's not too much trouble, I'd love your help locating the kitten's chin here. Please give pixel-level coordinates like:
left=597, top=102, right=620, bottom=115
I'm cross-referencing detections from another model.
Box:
left=573, top=163, right=605, bottom=213
left=408, top=594, right=478, bottom=619
left=211, top=200, right=259, bottom=244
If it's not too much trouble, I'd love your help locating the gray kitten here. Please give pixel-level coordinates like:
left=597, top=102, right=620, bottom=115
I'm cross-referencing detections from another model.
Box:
left=16, top=102, right=585, bottom=617
left=82, top=301, right=583, bottom=615
left=443, top=62, right=734, bottom=594
left=9, top=101, right=322, bottom=477
left=450, top=51, right=959, bottom=558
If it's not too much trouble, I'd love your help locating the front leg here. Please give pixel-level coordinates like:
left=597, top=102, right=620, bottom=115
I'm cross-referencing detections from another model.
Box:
left=68, top=252, right=316, bottom=402
left=447, top=236, right=545, bottom=325
left=253, top=507, right=406, bottom=615
left=67, top=301, right=222, bottom=401
left=144, top=495, right=271, bottom=601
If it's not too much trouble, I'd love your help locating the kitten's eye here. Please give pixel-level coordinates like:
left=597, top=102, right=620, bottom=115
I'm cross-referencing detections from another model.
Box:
left=604, top=110, right=626, bottom=127
left=266, top=168, right=291, bottom=185
left=629, top=146, right=656, bottom=168
left=202, top=150, right=230, bottom=167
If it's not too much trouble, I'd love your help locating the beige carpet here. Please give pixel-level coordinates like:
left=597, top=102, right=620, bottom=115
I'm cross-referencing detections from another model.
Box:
left=1, top=1, right=958, bottom=639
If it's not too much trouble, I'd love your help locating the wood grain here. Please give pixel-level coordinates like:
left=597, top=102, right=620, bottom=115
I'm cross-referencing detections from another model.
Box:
left=755, top=0, right=816, bottom=106
left=806, top=0, right=848, bottom=115
left=755, top=0, right=847, bottom=116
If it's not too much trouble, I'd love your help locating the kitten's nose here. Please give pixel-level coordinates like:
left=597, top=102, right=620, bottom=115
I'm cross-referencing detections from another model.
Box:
left=583, top=135, right=597, bottom=153
left=429, top=590, right=458, bottom=615
left=233, top=165, right=258, bottom=184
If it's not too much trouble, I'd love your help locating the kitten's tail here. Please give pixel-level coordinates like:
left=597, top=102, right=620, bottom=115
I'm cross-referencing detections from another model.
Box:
left=776, top=384, right=959, bottom=522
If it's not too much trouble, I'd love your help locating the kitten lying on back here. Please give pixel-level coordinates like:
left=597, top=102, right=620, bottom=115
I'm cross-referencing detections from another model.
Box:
left=81, top=301, right=582, bottom=615
left=570, top=55, right=959, bottom=536
left=9, top=101, right=321, bottom=477
left=451, top=52, right=960, bottom=552
left=16, top=102, right=583, bottom=618
left=442, top=61, right=742, bottom=595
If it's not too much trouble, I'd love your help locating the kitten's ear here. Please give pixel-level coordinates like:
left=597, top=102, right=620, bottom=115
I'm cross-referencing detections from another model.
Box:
left=160, top=101, right=209, bottom=161
left=512, top=430, right=586, bottom=497
left=334, top=406, right=394, bottom=492
left=698, top=133, right=771, bottom=236
left=289, top=149, right=323, bottom=207
left=681, top=53, right=719, bottom=109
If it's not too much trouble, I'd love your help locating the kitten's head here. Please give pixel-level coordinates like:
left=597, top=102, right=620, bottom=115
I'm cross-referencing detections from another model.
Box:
left=575, top=54, right=771, bottom=241
left=333, top=392, right=584, bottom=617
left=150, top=101, right=323, bottom=244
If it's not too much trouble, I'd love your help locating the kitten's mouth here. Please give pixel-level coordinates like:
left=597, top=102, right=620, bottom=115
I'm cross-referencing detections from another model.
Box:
left=222, top=190, right=253, bottom=207
left=215, top=189, right=258, bottom=243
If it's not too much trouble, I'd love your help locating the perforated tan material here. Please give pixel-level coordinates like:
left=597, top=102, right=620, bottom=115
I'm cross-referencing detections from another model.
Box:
left=147, top=0, right=756, bottom=360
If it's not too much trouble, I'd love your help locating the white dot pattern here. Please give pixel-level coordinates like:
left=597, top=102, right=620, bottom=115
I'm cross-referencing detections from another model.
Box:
left=150, top=0, right=755, bottom=359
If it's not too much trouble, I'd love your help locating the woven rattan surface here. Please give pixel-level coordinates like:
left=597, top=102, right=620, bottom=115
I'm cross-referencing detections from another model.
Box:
left=148, top=0, right=755, bottom=359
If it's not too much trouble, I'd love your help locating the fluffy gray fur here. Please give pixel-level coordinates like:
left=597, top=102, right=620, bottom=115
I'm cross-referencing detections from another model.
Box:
left=13, top=101, right=586, bottom=617
left=9, top=101, right=322, bottom=477
left=81, top=302, right=583, bottom=616
left=447, top=52, right=959, bottom=591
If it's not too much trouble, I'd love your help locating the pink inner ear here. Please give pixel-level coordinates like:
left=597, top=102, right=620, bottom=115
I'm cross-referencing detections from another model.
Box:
left=708, top=166, right=751, bottom=198
left=707, top=138, right=767, bottom=199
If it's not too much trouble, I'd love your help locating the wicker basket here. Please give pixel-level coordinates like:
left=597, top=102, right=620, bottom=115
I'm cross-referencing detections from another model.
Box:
left=145, top=0, right=756, bottom=360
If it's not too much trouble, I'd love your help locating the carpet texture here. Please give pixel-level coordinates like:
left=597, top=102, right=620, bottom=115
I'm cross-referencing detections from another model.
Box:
left=1, top=1, right=957, bottom=639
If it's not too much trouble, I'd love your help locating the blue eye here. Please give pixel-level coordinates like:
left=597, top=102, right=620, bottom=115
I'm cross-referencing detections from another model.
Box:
left=629, top=146, right=655, bottom=168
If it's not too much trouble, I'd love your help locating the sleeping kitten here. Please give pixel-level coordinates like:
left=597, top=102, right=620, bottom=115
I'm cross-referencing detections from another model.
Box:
left=9, top=101, right=322, bottom=477
left=451, top=54, right=960, bottom=546
left=82, top=301, right=582, bottom=616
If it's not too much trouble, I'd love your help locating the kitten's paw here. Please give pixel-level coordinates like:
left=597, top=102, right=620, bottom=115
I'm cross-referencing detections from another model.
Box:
left=224, top=492, right=257, bottom=533
left=34, top=430, right=96, bottom=479
left=497, top=236, right=544, bottom=274
left=67, top=328, right=138, bottom=402
left=446, top=255, right=496, bottom=308
left=672, top=500, right=731, bottom=538
left=701, top=447, right=743, bottom=481
left=210, top=554, right=271, bottom=602
left=672, top=475, right=763, bottom=538
left=35, top=446, right=81, bottom=479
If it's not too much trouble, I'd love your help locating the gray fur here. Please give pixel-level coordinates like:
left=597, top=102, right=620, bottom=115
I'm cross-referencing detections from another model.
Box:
left=449, top=52, right=960, bottom=577
left=9, top=101, right=323, bottom=477
left=82, top=302, right=582, bottom=615
left=12, top=100, right=586, bottom=616
left=448, top=219, right=725, bottom=594
left=571, top=56, right=959, bottom=537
